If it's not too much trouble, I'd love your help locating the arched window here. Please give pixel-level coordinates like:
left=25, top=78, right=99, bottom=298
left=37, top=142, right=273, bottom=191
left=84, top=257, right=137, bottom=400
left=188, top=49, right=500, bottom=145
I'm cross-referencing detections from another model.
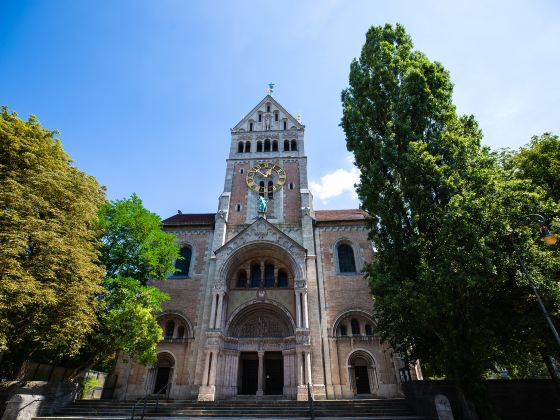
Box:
left=264, top=139, right=271, bottom=152
left=257, top=141, right=263, bottom=152
left=174, top=246, right=192, bottom=277
left=337, top=243, right=357, bottom=273
left=177, top=325, right=185, bottom=338
left=249, top=122, right=253, bottom=131
left=250, top=264, right=261, bottom=288
left=264, top=264, right=275, bottom=288
left=340, top=325, right=347, bottom=336
left=272, top=140, right=278, bottom=152
left=283, top=121, right=287, bottom=130
left=258, top=113, right=262, bottom=122
left=267, top=181, right=274, bottom=200
left=266, top=104, right=271, bottom=112
left=274, top=112, right=279, bottom=121
left=238, top=142, right=244, bottom=153
left=284, top=140, right=290, bottom=151
left=235, top=204, right=241, bottom=212
left=365, top=324, right=373, bottom=336
left=351, top=318, right=360, bottom=335
left=291, top=139, right=298, bottom=151
left=244, top=141, right=251, bottom=152
left=278, top=270, right=288, bottom=288
left=259, top=181, right=265, bottom=197
left=289, top=182, right=294, bottom=190
left=236, top=270, right=247, bottom=288
left=165, top=320, right=175, bottom=339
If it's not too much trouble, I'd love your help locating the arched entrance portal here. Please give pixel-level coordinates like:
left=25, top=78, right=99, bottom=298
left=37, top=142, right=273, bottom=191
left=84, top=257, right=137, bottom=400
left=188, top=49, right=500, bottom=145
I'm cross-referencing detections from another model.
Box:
left=348, top=350, right=377, bottom=396
left=221, top=300, right=298, bottom=397
left=150, top=352, right=175, bottom=395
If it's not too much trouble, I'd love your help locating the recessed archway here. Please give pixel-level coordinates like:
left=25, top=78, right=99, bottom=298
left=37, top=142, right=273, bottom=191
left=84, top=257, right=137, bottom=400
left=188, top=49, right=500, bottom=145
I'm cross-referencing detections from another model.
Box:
left=226, top=300, right=295, bottom=338
left=347, top=349, right=378, bottom=396
left=146, top=351, right=176, bottom=395
left=223, top=300, right=296, bottom=397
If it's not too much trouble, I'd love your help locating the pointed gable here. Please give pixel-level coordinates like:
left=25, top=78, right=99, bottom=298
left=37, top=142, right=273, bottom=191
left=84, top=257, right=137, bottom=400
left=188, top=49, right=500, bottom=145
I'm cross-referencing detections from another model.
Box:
left=215, top=217, right=306, bottom=257
left=232, top=95, right=304, bottom=132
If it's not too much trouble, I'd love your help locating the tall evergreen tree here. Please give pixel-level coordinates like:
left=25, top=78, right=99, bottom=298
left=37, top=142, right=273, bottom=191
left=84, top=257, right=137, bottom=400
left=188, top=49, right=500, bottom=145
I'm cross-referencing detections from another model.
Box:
left=341, top=24, right=560, bottom=415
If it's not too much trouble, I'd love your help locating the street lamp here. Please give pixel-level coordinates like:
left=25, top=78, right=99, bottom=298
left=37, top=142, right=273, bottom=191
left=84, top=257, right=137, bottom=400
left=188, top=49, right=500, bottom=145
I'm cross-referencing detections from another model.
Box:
left=512, top=213, right=560, bottom=348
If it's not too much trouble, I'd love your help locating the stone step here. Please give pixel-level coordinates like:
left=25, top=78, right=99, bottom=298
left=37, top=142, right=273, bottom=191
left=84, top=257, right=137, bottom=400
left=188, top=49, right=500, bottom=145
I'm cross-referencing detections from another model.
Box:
left=58, top=409, right=414, bottom=415
left=32, top=415, right=426, bottom=420
left=34, top=397, right=421, bottom=419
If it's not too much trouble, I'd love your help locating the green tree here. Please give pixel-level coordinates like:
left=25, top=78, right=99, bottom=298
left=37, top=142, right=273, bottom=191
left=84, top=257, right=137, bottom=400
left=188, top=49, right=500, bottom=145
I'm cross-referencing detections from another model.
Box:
left=341, top=24, right=560, bottom=416
left=498, top=133, right=560, bottom=384
left=99, top=194, right=179, bottom=284
left=0, top=107, right=106, bottom=377
left=509, top=133, right=560, bottom=202
left=75, top=195, right=177, bottom=370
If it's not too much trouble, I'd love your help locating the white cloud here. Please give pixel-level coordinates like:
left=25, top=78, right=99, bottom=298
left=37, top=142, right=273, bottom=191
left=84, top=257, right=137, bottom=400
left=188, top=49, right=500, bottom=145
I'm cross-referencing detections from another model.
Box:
left=309, top=161, right=359, bottom=204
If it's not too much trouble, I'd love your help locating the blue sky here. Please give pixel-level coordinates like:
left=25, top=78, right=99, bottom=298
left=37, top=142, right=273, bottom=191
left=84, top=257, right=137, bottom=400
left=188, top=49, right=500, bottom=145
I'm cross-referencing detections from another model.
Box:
left=1, top=1, right=559, bottom=218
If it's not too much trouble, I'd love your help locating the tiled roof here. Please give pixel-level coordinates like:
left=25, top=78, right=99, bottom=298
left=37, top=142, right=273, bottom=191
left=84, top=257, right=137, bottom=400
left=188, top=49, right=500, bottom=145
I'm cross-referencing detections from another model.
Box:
left=163, top=213, right=215, bottom=226
left=314, top=209, right=368, bottom=222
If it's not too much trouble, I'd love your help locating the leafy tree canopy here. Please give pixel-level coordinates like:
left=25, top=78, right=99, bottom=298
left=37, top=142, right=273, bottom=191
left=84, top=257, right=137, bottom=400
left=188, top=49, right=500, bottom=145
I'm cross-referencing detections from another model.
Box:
left=99, top=194, right=179, bottom=284
left=341, top=23, right=560, bottom=409
left=0, top=108, right=178, bottom=376
left=0, top=107, right=105, bottom=376
left=77, top=194, right=178, bottom=370
left=507, top=133, right=560, bottom=202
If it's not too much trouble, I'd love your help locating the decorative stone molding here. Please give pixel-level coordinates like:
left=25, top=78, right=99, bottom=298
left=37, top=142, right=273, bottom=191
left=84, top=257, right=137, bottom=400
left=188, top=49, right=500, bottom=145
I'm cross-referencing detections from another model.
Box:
left=317, top=225, right=369, bottom=232
left=212, top=284, right=227, bottom=294
left=225, top=298, right=296, bottom=337
left=167, top=229, right=212, bottom=235
left=255, top=133, right=280, bottom=140
left=216, top=210, right=227, bottom=221
left=294, top=279, right=307, bottom=290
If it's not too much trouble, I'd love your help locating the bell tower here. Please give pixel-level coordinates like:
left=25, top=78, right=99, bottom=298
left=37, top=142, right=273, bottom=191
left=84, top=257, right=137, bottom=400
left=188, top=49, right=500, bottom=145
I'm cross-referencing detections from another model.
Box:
left=219, top=93, right=312, bottom=233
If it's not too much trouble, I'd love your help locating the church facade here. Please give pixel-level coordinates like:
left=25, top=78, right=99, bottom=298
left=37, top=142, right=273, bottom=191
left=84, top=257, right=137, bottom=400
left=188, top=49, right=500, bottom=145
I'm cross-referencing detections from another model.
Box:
left=112, top=94, right=421, bottom=401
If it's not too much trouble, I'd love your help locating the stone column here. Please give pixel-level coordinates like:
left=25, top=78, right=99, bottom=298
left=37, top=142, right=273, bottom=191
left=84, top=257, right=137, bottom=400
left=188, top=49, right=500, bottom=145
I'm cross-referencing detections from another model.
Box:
left=208, top=351, right=218, bottom=386
left=215, top=293, right=224, bottom=329
left=283, top=351, right=289, bottom=395
left=349, top=366, right=356, bottom=395
left=295, top=292, right=302, bottom=328
left=305, top=351, right=312, bottom=386
left=209, top=294, right=217, bottom=329
left=297, top=351, right=304, bottom=385
left=296, top=350, right=308, bottom=401
left=302, top=292, right=309, bottom=329
left=201, top=351, right=211, bottom=386
left=257, top=351, right=264, bottom=396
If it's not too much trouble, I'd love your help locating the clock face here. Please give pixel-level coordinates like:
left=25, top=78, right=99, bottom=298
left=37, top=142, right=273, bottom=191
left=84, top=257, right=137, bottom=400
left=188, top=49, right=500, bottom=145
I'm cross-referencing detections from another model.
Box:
left=246, top=162, right=287, bottom=193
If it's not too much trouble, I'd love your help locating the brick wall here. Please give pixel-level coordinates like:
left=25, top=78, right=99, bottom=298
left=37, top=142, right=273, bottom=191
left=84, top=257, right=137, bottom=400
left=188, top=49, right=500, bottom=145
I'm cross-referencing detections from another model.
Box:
left=228, top=162, right=249, bottom=226
left=282, top=161, right=301, bottom=225
left=317, top=226, right=375, bottom=327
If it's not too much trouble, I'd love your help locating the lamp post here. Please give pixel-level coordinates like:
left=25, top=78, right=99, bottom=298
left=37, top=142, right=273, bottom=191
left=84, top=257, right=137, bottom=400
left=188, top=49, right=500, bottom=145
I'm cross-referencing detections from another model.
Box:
left=512, top=213, right=559, bottom=348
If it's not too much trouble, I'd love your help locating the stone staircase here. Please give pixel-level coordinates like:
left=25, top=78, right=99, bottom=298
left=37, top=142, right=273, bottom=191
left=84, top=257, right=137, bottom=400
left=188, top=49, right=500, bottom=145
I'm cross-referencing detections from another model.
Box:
left=33, top=398, right=424, bottom=419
